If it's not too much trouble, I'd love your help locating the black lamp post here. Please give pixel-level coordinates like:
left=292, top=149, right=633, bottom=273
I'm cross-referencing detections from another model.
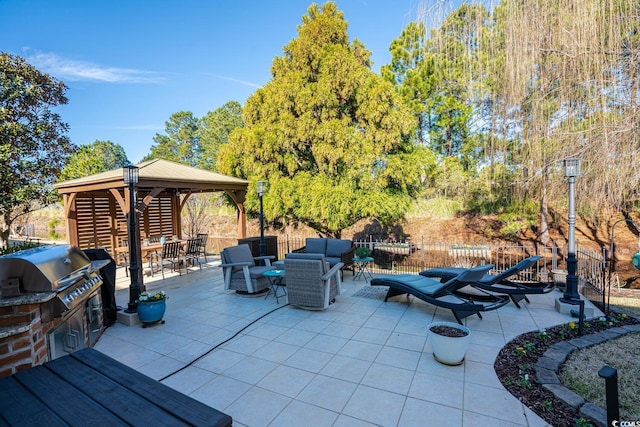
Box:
left=123, top=165, right=141, bottom=313
left=257, top=180, right=266, bottom=257
left=561, top=158, right=581, bottom=303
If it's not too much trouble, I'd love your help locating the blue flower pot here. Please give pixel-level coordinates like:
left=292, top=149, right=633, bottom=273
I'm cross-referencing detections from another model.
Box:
left=137, top=299, right=166, bottom=326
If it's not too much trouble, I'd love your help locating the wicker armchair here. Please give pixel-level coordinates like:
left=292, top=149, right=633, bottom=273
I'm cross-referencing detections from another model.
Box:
left=220, top=244, right=274, bottom=294
left=284, top=253, right=343, bottom=310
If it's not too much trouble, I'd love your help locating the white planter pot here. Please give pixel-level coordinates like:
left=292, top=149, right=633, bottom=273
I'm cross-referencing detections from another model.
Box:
left=428, top=322, right=471, bottom=366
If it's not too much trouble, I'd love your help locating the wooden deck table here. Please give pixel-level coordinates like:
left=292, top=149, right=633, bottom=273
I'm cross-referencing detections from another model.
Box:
left=0, top=347, right=232, bottom=426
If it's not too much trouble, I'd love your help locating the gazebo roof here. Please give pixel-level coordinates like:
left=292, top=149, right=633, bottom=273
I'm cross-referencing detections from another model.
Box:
left=54, top=159, right=249, bottom=194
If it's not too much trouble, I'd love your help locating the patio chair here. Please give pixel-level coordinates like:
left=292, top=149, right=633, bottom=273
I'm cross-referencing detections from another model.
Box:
left=370, top=265, right=510, bottom=324
left=196, top=233, right=209, bottom=262
left=284, top=253, right=343, bottom=310
left=419, top=256, right=554, bottom=308
left=220, top=244, right=274, bottom=294
left=149, top=241, right=186, bottom=279
left=183, top=237, right=202, bottom=270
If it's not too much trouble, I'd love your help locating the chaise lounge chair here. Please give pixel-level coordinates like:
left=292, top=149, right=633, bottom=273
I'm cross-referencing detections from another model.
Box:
left=419, top=256, right=554, bottom=308
left=370, top=265, right=510, bottom=324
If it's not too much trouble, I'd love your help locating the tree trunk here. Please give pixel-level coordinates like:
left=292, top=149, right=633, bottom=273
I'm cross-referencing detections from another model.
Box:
left=0, top=227, right=10, bottom=249
left=539, top=177, right=550, bottom=246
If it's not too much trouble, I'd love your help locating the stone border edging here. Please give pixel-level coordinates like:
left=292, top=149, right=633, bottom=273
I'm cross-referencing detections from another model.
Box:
left=534, top=323, right=640, bottom=427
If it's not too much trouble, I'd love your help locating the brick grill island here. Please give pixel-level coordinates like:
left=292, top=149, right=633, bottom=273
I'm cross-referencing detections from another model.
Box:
left=0, top=246, right=107, bottom=378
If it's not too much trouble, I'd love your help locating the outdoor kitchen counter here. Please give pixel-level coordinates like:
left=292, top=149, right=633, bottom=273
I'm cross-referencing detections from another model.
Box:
left=0, top=292, right=56, bottom=307
left=0, top=347, right=232, bottom=426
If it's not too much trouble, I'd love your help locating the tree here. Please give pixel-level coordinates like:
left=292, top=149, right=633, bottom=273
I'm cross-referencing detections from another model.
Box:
left=144, top=111, right=200, bottom=166
left=59, top=140, right=129, bottom=181
left=199, top=101, right=243, bottom=171
left=0, top=52, right=75, bottom=247
left=218, top=2, right=429, bottom=237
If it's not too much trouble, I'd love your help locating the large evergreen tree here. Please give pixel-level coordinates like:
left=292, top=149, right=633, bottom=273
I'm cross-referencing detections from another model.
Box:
left=60, top=140, right=129, bottom=181
left=218, top=2, right=428, bottom=237
left=199, top=101, right=243, bottom=171
left=144, top=111, right=200, bottom=166
left=0, top=52, right=75, bottom=247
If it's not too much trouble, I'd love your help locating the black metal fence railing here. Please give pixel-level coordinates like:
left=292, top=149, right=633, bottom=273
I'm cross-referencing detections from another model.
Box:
left=577, top=245, right=607, bottom=305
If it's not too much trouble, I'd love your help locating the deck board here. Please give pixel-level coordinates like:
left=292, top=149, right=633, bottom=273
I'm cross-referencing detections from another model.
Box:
left=0, top=348, right=232, bottom=427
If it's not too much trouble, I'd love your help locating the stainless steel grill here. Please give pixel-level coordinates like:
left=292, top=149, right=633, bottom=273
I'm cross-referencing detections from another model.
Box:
left=0, top=245, right=108, bottom=318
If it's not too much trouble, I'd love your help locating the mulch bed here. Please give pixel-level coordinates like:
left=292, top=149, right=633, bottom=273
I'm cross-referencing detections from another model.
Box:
left=494, top=311, right=639, bottom=426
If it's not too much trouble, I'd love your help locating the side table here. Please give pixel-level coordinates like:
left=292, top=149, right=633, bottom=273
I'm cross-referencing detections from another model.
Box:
left=352, top=257, right=374, bottom=282
left=263, top=269, right=287, bottom=303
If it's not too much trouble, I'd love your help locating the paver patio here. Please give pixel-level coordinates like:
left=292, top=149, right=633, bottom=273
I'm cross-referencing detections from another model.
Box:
left=95, top=257, right=596, bottom=426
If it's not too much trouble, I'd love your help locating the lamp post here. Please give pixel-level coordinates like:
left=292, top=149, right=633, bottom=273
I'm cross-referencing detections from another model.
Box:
left=123, top=165, right=141, bottom=313
left=257, top=180, right=266, bottom=257
left=561, top=158, right=581, bottom=303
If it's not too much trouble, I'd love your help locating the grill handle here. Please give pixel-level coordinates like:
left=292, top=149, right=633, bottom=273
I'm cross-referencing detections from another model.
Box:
left=64, top=329, right=81, bottom=352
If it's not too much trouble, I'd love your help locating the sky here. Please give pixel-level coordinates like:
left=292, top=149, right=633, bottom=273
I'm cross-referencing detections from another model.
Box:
left=1, top=0, right=459, bottom=163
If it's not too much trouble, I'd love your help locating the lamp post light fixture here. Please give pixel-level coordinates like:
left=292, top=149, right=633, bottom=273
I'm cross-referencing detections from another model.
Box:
left=123, top=165, right=141, bottom=313
left=257, top=180, right=267, bottom=257
left=561, top=158, right=581, bottom=303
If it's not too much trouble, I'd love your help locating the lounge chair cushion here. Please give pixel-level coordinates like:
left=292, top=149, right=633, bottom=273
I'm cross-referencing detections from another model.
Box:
left=391, top=274, right=447, bottom=296
left=305, top=238, right=327, bottom=254
left=326, top=239, right=351, bottom=257
left=371, top=265, right=510, bottom=324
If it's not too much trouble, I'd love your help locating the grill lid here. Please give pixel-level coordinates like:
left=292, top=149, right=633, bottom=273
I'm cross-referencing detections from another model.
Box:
left=0, top=245, right=94, bottom=293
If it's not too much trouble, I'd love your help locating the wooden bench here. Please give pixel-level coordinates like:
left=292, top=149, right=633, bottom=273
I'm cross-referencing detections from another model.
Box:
left=0, top=347, right=232, bottom=426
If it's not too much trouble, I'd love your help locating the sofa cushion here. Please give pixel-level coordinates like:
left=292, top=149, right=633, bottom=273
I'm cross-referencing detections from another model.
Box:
left=286, top=252, right=326, bottom=262
left=305, top=238, right=327, bottom=254
left=326, top=239, right=351, bottom=257
left=324, top=256, right=342, bottom=268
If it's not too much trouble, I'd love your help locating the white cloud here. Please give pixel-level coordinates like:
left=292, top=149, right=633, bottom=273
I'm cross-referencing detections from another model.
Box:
left=206, top=73, right=262, bottom=88
left=27, top=52, right=166, bottom=84
left=113, top=125, right=164, bottom=131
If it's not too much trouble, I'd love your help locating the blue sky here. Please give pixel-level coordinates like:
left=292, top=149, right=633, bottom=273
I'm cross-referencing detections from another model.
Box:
left=1, top=0, right=457, bottom=163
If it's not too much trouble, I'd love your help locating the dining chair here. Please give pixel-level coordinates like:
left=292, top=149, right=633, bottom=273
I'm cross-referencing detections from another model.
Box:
left=149, top=241, right=186, bottom=279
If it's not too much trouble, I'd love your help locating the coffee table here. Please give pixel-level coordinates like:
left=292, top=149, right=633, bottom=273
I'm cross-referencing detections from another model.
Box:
left=352, top=257, right=374, bottom=282
left=263, top=269, right=286, bottom=303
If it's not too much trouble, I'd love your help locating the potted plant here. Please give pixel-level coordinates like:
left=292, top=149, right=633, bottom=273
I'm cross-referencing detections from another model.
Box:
left=137, top=290, right=168, bottom=327
left=354, top=246, right=372, bottom=259
left=428, top=321, right=471, bottom=365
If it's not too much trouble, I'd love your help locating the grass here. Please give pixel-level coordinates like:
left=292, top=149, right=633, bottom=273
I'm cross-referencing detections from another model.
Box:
left=609, top=296, right=640, bottom=317
left=561, top=332, right=640, bottom=420
left=406, top=197, right=462, bottom=219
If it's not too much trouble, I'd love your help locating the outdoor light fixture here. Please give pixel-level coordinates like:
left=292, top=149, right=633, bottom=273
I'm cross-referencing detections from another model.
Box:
left=123, top=165, right=141, bottom=313
left=563, top=158, right=581, bottom=177
left=257, top=180, right=267, bottom=257
left=561, top=158, right=581, bottom=303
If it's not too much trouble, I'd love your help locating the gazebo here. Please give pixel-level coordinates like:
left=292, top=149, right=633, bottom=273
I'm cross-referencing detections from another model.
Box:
left=54, top=159, right=249, bottom=258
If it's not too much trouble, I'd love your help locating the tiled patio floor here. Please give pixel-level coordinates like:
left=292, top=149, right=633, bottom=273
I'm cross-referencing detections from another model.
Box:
left=95, top=257, right=598, bottom=426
